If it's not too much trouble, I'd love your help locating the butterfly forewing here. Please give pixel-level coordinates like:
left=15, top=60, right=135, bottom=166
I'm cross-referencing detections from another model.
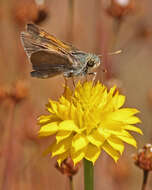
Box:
left=21, top=30, right=62, bottom=58
left=26, top=23, right=77, bottom=53
left=20, top=23, right=88, bottom=78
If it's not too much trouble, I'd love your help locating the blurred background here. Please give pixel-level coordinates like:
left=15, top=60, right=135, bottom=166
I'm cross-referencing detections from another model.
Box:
left=0, top=0, right=152, bottom=189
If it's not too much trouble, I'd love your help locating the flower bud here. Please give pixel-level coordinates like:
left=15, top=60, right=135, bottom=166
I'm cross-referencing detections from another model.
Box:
left=55, top=157, right=81, bottom=177
left=106, top=0, right=135, bottom=19
left=133, top=144, right=152, bottom=171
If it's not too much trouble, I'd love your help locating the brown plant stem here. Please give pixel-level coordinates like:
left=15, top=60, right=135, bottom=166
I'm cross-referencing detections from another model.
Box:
left=1, top=99, right=17, bottom=190
left=113, top=18, right=122, bottom=46
left=69, top=176, right=74, bottom=190
left=105, top=18, right=122, bottom=80
left=95, top=0, right=108, bottom=82
left=67, top=0, right=74, bottom=42
left=141, top=170, right=149, bottom=190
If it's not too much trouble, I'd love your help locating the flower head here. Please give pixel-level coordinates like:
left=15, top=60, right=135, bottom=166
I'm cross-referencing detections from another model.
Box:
left=38, top=81, right=142, bottom=165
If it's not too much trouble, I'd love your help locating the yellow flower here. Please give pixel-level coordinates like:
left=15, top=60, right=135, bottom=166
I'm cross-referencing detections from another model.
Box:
left=38, top=81, right=142, bottom=165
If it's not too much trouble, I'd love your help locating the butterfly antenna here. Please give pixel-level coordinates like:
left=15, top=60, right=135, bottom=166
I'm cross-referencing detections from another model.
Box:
left=98, top=50, right=122, bottom=57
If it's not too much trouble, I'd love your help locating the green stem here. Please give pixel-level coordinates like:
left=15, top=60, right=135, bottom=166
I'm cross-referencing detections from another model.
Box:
left=69, top=176, right=74, bottom=190
left=83, top=159, right=94, bottom=190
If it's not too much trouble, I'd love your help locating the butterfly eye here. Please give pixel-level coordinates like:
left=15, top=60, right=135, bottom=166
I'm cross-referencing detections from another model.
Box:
left=87, top=60, right=95, bottom=67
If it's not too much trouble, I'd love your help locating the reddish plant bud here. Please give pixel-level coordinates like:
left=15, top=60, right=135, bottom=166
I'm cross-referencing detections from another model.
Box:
left=13, top=0, right=48, bottom=26
left=13, top=0, right=39, bottom=26
left=133, top=144, right=152, bottom=171
left=11, top=80, right=29, bottom=103
left=55, top=157, right=81, bottom=177
left=106, top=0, right=135, bottom=19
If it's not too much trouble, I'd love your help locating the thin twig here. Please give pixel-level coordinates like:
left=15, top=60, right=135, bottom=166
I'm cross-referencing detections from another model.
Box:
left=1, top=99, right=16, bottom=190
left=69, top=176, right=74, bottom=190
left=67, top=0, right=74, bottom=42
left=141, top=170, right=149, bottom=190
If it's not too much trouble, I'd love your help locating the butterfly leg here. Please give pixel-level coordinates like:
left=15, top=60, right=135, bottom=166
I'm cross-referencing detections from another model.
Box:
left=63, top=77, right=68, bottom=94
left=85, top=75, right=88, bottom=82
left=64, top=77, right=68, bottom=87
left=88, top=72, right=97, bottom=83
left=63, top=77, right=71, bottom=97
left=72, top=77, right=76, bottom=87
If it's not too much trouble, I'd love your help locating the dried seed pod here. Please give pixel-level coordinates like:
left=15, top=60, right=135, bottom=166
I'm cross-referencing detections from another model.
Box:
left=55, top=157, right=81, bottom=177
left=13, top=0, right=38, bottom=26
left=106, top=0, right=135, bottom=19
left=133, top=144, right=152, bottom=171
left=13, top=0, right=48, bottom=26
left=11, top=80, right=29, bottom=103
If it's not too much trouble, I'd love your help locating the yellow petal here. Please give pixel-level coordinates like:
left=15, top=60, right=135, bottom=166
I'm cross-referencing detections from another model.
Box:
left=56, top=131, right=72, bottom=143
left=106, top=108, right=140, bottom=122
left=59, top=120, right=80, bottom=132
left=108, top=86, right=116, bottom=96
left=87, top=129, right=105, bottom=147
left=69, top=104, right=76, bottom=121
left=113, top=95, right=126, bottom=109
left=57, top=151, right=69, bottom=166
left=59, top=96, right=69, bottom=105
left=124, top=125, right=143, bottom=134
left=107, top=136, right=124, bottom=154
left=52, top=137, right=72, bottom=156
left=83, top=82, right=92, bottom=97
left=47, top=101, right=58, bottom=113
left=69, top=104, right=83, bottom=128
left=102, top=142, right=120, bottom=162
left=57, top=104, right=69, bottom=120
left=72, top=134, right=88, bottom=152
left=124, top=116, right=141, bottom=124
left=89, top=85, right=104, bottom=106
left=75, top=106, right=84, bottom=128
left=100, top=120, right=124, bottom=131
left=97, top=128, right=111, bottom=139
left=98, top=90, right=108, bottom=110
left=85, top=144, right=101, bottom=164
left=93, top=82, right=105, bottom=97
left=116, top=130, right=137, bottom=147
left=38, top=122, right=59, bottom=137
left=38, top=115, right=59, bottom=124
left=38, top=115, right=52, bottom=124
left=71, top=148, right=85, bottom=165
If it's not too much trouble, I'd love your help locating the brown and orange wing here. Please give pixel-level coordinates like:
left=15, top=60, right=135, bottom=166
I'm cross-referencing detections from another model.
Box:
left=27, top=23, right=77, bottom=52
left=20, top=24, right=81, bottom=78
left=21, top=23, right=77, bottom=57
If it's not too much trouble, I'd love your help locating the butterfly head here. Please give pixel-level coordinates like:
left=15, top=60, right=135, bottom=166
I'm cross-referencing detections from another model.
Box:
left=86, top=54, right=101, bottom=70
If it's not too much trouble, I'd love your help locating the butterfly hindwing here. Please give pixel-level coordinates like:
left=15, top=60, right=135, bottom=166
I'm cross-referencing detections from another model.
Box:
left=31, top=50, right=72, bottom=71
